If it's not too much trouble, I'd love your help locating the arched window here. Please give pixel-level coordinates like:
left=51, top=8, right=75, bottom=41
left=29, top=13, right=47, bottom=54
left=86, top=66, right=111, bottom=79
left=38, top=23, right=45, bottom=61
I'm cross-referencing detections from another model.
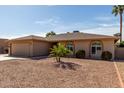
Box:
left=91, top=41, right=102, bottom=54
left=66, top=41, right=74, bottom=51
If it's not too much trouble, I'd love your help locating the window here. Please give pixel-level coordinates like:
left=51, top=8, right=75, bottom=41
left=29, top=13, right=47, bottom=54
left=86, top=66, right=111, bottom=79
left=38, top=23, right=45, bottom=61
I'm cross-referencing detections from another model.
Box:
left=91, top=41, right=102, bottom=54
left=66, top=41, right=74, bottom=51
left=92, top=47, right=96, bottom=54
left=97, top=47, right=101, bottom=50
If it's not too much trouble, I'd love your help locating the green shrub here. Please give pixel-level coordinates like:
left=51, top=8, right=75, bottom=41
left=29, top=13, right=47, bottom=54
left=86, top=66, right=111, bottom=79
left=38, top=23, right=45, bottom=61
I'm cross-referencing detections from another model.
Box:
left=76, top=50, right=85, bottom=58
left=50, top=43, right=72, bottom=62
left=119, top=41, right=124, bottom=47
left=101, top=51, right=112, bottom=60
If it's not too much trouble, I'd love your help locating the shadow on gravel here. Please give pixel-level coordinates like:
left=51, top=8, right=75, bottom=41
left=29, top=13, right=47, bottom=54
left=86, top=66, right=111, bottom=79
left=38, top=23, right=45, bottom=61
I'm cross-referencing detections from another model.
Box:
left=54, top=61, right=81, bottom=70
left=115, top=60, right=124, bottom=63
left=30, top=56, right=49, bottom=60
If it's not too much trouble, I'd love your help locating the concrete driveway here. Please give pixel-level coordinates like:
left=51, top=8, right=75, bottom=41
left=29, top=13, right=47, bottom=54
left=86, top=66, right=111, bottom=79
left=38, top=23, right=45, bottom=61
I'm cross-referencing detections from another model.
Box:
left=0, top=54, right=24, bottom=61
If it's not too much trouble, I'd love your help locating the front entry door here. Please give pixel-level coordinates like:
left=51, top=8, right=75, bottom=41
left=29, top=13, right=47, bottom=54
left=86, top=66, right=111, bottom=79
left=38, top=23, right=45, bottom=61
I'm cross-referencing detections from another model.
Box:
left=91, top=41, right=102, bottom=59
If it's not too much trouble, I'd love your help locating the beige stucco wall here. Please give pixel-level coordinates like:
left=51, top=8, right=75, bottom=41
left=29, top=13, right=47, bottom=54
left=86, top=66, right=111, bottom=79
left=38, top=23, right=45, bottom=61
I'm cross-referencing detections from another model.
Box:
left=33, top=40, right=52, bottom=56
left=9, top=39, right=115, bottom=59
left=74, top=40, right=91, bottom=58
left=58, top=40, right=91, bottom=58
left=102, top=39, right=115, bottom=60
left=9, top=40, right=51, bottom=57
left=0, top=39, right=8, bottom=54
left=115, top=47, right=124, bottom=60
left=59, top=39, right=115, bottom=59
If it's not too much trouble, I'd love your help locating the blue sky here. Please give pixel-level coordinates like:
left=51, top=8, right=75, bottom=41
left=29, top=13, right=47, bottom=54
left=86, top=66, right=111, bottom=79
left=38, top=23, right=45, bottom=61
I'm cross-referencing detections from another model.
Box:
left=0, top=5, right=123, bottom=39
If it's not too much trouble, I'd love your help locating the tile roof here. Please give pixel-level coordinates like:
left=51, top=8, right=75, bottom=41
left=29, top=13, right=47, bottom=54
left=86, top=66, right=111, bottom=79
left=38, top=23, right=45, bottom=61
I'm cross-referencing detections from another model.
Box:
left=10, top=32, right=119, bottom=42
left=10, top=35, right=47, bottom=41
left=0, top=38, right=8, bottom=40
left=0, top=38, right=8, bottom=42
left=46, top=32, right=118, bottom=41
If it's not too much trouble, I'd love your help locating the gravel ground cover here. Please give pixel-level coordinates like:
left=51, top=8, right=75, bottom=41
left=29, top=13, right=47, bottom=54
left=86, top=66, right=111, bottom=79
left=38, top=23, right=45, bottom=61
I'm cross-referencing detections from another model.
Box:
left=115, top=61, right=124, bottom=87
left=0, top=58, right=120, bottom=88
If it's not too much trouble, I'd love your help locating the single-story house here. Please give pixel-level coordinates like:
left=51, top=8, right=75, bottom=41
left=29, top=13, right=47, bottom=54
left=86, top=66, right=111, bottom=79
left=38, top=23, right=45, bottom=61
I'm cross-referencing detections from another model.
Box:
left=0, top=38, right=8, bottom=54
left=9, top=31, right=119, bottom=59
left=9, top=35, right=51, bottom=57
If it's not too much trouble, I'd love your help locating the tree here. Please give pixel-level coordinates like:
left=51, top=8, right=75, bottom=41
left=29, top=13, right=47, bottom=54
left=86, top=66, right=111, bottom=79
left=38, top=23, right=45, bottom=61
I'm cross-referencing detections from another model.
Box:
left=50, top=43, right=72, bottom=62
left=112, top=5, right=124, bottom=42
left=46, top=31, right=56, bottom=37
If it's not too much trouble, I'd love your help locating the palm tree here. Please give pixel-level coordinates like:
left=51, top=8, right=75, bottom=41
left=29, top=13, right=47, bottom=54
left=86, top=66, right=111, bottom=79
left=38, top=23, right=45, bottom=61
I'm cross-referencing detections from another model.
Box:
left=50, top=43, right=72, bottom=62
left=46, top=31, right=56, bottom=37
left=112, top=5, right=124, bottom=42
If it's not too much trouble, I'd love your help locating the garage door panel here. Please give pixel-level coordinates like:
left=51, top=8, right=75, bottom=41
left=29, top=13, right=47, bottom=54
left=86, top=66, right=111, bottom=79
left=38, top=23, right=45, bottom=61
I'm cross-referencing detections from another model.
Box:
left=12, top=43, right=30, bottom=57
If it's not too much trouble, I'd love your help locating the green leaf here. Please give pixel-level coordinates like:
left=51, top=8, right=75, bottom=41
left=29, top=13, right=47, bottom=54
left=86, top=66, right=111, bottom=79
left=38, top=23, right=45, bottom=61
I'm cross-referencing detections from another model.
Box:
left=50, top=43, right=72, bottom=62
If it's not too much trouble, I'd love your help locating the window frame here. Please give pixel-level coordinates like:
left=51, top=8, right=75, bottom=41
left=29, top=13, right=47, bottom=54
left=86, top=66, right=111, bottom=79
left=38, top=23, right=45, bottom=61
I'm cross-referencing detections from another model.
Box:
left=66, top=41, right=74, bottom=51
left=91, top=41, right=102, bottom=54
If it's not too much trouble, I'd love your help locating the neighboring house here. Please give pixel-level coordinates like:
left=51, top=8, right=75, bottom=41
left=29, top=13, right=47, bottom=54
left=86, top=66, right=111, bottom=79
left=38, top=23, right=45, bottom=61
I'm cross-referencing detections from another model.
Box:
left=9, top=31, right=118, bottom=59
left=0, top=39, right=8, bottom=54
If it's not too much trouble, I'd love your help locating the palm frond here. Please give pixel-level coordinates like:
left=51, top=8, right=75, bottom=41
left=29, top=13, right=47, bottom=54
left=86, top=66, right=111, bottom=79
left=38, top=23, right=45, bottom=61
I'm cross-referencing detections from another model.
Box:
left=112, top=5, right=124, bottom=16
left=50, top=43, right=72, bottom=62
left=112, top=5, right=119, bottom=16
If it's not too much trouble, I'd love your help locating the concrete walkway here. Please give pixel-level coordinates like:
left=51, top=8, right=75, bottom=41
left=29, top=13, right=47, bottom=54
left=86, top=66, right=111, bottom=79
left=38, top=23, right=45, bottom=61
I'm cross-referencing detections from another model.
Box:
left=0, top=54, right=23, bottom=61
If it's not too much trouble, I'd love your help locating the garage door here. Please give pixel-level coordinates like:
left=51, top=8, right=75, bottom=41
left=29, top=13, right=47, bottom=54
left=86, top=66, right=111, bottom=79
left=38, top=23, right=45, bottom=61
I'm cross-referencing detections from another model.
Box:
left=12, top=43, right=30, bottom=57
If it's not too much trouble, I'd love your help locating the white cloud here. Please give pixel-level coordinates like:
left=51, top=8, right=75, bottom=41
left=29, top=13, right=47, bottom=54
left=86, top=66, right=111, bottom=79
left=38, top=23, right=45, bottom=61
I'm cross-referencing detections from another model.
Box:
left=52, top=22, right=121, bottom=34
left=99, top=24, right=112, bottom=27
left=98, top=23, right=120, bottom=27
left=80, top=26, right=124, bottom=40
left=95, top=16, right=117, bottom=21
left=35, top=17, right=60, bottom=26
left=80, top=27, right=119, bottom=35
left=6, top=23, right=124, bottom=40
left=34, top=16, right=124, bottom=40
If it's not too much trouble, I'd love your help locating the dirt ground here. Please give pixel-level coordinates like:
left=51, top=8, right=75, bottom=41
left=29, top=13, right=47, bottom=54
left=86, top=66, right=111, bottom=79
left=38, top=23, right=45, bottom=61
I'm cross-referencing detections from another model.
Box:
left=0, top=58, right=120, bottom=88
left=116, top=61, right=124, bottom=86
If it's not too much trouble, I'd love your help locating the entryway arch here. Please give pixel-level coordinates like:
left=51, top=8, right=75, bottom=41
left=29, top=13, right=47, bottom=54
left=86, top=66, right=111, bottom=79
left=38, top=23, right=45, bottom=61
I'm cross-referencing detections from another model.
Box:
left=90, top=41, right=103, bottom=59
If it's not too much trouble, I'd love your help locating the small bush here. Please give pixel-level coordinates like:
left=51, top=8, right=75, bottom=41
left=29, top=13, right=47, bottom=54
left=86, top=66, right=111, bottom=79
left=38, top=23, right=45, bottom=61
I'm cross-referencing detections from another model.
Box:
left=76, top=50, right=85, bottom=58
left=101, top=51, right=112, bottom=60
left=50, top=43, right=72, bottom=62
left=119, top=41, right=124, bottom=47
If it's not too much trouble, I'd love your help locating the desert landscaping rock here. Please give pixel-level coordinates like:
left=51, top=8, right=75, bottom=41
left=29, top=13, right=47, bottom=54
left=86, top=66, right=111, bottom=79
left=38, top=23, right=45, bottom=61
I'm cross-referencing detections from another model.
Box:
left=0, top=58, right=120, bottom=88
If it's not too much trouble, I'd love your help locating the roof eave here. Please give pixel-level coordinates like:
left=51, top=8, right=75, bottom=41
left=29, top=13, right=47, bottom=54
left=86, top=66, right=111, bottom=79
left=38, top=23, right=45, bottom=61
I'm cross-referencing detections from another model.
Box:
left=47, top=37, right=118, bottom=42
left=9, top=38, right=48, bottom=43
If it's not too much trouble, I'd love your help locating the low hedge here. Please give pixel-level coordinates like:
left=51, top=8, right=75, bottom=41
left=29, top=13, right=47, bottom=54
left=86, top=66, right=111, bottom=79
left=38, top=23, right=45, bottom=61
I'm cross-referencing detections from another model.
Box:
left=76, top=50, right=85, bottom=58
left=101, top=51, right=112, bottom=60
left=119, top=41, right=124, bottom=47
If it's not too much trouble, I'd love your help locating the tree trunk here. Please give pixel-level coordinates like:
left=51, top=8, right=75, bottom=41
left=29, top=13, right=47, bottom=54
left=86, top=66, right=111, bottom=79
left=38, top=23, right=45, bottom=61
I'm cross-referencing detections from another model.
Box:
left=58, top=57, right=60, bottom=62
left=120, top=13, right=123, bottom=42
left=56, top=57, right=59, bottom=62
left=56, top=57, right=61, bottom=62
